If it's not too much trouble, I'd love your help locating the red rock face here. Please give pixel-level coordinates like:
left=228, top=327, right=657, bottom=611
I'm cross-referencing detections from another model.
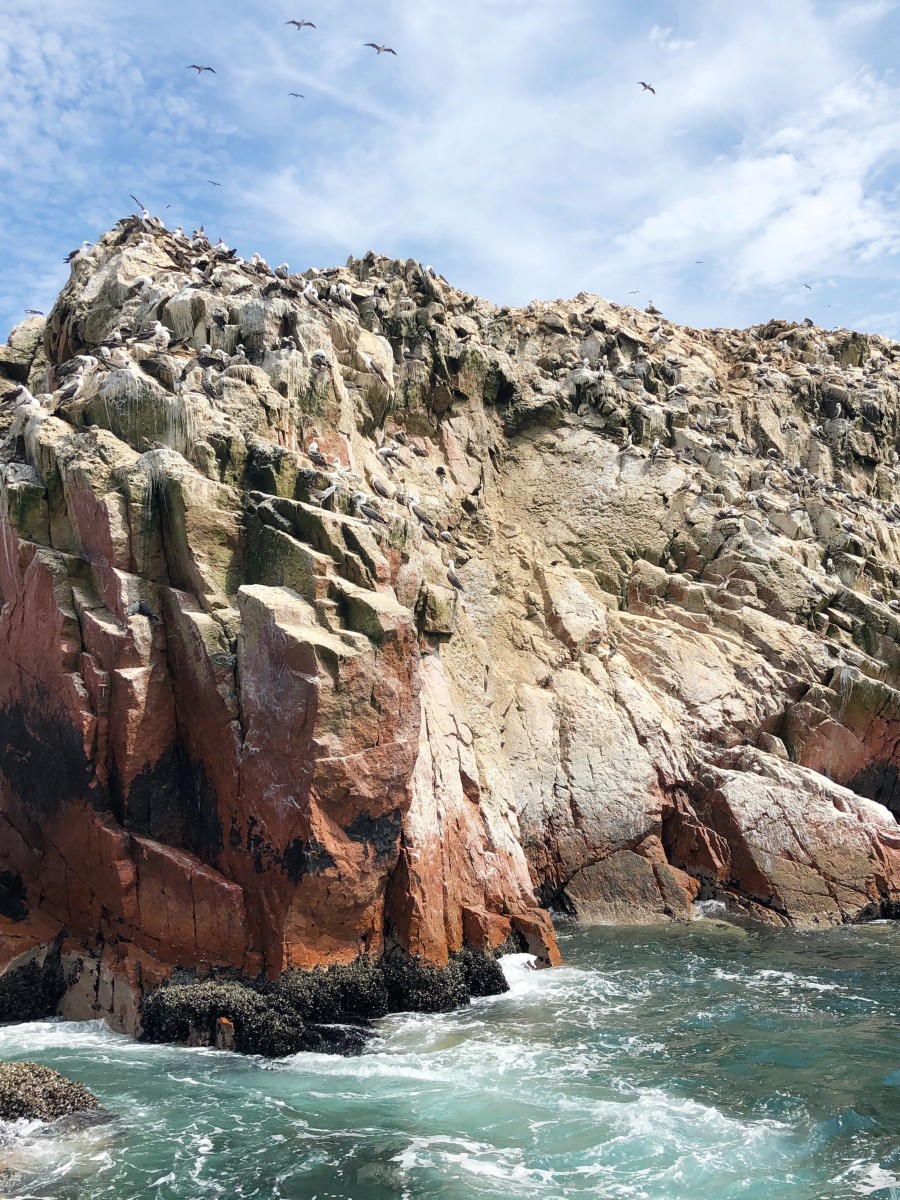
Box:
left=0, top=236, right=560, bottom=1030
left=7, top=218, right=900, bottom=1035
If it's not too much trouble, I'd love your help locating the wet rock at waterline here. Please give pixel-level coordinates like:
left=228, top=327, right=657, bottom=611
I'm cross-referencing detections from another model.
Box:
left=0, top=1061, right=103, bottom=1122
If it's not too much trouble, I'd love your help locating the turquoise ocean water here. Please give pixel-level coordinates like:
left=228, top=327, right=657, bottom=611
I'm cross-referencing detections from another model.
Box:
left=2, top=912, right=900, bottom=1199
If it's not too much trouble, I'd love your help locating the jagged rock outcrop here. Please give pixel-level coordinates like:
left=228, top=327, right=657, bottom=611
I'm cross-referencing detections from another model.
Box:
left=3, top=216, right=900, bottom=1038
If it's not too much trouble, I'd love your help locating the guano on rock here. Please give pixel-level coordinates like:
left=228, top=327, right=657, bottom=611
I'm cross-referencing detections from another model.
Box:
left=2, top=216, right=900, bottom=1048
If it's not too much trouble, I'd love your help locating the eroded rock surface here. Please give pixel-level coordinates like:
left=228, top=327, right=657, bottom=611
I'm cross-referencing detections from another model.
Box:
left=3, top=217, right=900, bottom=1036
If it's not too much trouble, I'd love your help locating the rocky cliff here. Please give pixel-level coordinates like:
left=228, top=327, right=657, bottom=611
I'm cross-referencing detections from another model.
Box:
left=2, top=217, right=900, bottom=1043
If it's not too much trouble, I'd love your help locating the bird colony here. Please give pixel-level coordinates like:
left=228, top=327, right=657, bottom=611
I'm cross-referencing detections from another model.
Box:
left=3, top=205, right=900, bottom=1024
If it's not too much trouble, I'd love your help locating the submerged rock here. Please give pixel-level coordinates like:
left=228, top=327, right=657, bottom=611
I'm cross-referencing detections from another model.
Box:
left=0, top=1062, right=102, bottom=1123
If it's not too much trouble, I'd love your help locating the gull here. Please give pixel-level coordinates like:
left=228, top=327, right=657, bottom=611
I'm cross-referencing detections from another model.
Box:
left=638, top=81, right=656, bottom=93
left=407, top=492, right=436, bottom=528
left=64, top=241, right=92, bottom=263
left=363, top=354, right=392, bottom=389
left=365, top=43, right=398, bottom=55
left=310, top=483, right=338, bottom=506
left=353, top=493, right=389, bottom=524
left=187, top=64, right=215, bottom=74
left=447, top=560, right=465, bottom=592
left=286, top=19, right=316, bottom=29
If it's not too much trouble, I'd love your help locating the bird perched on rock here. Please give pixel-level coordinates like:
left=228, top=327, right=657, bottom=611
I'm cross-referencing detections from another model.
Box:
left=362, top=354, right=393, bottom=390
left=447, top=560, right=465, bottom=592
left=127, top=599, right=159, bottom=622
left=353, top=493, right=389, bottom=524
left=310, top=483, right=338, bottom=506
left=307, top=440, right=330, bottom=469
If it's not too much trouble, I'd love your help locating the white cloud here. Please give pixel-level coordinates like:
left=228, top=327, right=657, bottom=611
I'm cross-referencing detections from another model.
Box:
left=2, top=0, right=900, bottom=341
left=838, top=0, right=897, bottom=25
left=649, top=24, right=696, bottom=52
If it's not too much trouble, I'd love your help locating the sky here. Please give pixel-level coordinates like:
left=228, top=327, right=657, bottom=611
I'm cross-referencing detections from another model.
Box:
left=2, top=0, right=900, bottom=342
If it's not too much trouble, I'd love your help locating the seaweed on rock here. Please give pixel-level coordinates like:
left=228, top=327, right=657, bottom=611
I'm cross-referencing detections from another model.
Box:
left=141, top=948, right=510, bottom=1058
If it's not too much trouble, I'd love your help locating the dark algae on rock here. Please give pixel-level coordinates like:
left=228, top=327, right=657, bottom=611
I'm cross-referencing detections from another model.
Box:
left=141, top=948, right=510, bottom=1057
left=0, top=1061, right=103, bottom=1122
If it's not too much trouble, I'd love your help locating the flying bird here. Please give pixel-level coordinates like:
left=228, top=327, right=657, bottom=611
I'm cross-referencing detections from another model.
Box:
left=365, top=43, right=398, bottom=55
left=187, top=64, right=215, bottom=74
left=286, top=20, right=316, bottom=29
left=638, top=81, right=656, bottom=93
left=289, top=92, right=306, bottom=98
left=804, top=283, right=812, bottom=290
left=25, top=309, right=44, bottom=315
left=208, top=180, right=222, bottom=187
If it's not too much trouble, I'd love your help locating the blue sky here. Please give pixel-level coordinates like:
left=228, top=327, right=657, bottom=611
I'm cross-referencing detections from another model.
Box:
left=2, top=0, right=900, bottom=341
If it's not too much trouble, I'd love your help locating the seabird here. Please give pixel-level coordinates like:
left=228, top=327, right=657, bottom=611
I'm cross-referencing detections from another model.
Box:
left=307, top=440, right=330, bottom=469
left=365, top=43, right=398, bottom=55
left=127, top=599, right=160, bottom=622
left=407, top=493, right=436, bottom=528
left=286, top=19, right=316, bottom=29
left=447, top=560, right=465, bottom=592
left=311, top=483, right=338, bottom=506
left=645, top=301, right=662, bottom=316
left=1, top=384, right=33, bottom=406
left=289, top=93, right=306, bottom=99
left=208, top=180, right=222, bottom=188
left=638, top=81, right=656, bottom=93
left=371, top=477, right=392, bottom=500
left=353, top=493, right=389, bottom=524
left=363, top=354, right=393, bottom=389
left=187, top=64, right=216, bottom=74
left=25, top=309, right=44, bottom=316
